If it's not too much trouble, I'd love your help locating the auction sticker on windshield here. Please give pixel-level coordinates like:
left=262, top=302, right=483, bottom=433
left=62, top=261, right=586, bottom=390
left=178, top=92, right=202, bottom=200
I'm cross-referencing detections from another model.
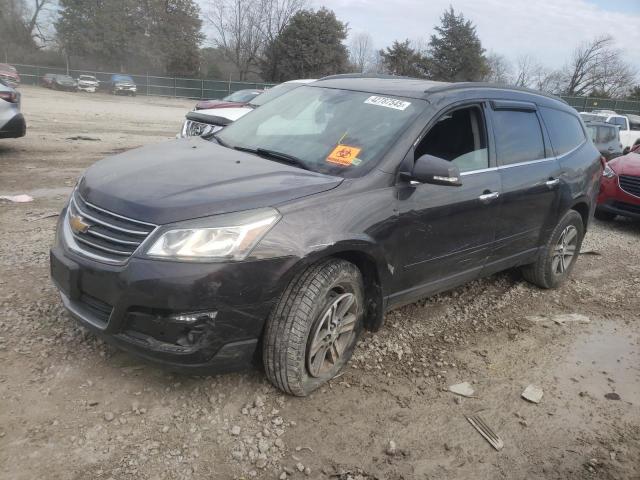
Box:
left=364, top=95, right=411, bottom=111
left=327, top=145, right=362, bottom=166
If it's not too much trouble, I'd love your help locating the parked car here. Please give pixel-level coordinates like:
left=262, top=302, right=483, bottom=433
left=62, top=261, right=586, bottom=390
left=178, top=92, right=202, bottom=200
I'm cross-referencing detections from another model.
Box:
left=51, top=76, right=601, bottom=396
left=596, top=148, right=640, bottom=220
left=195, top=89, right=263, bottom=110
left=0, top=79, right=26, bottom=139
left=584, top=121, right=623, bottom=160
left=51, top=74, right=78, bottom=92
left=180, top=79, right=315, bottom=137
left=0, top=63, right=20, bottom=88
left=41, top=73, right=57, bottom=88
left=103, top=74, right=137, bottom=96
left=77, top=75, right=99, bottom=93
left=585, top=111, right=640, bottom=153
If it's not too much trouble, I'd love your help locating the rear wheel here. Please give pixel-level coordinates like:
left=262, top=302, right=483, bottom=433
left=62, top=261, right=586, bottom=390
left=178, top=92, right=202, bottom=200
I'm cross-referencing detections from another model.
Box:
left=263, top=259, right=364, bottom=396
left=522, top=210, right=584, bottom=289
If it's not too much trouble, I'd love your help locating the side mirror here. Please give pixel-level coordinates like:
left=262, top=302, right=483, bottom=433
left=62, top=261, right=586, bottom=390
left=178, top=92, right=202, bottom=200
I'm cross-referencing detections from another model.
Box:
left=402, top=154, right=462, bottom=187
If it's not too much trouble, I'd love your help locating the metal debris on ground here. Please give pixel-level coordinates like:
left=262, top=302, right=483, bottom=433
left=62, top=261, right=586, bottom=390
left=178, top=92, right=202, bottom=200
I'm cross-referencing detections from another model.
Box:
left=66, top=135, right=101, bottom=141
left=448, top=382, right=475, bottom=398
left=579, top=249, right=602, bottom=256
left=521, top=385, right=544, bottom=404
left=466, top=415, right=504, bottom=451
left=0, top=194, right=33, bottom=203
left=29, top=211, right=59, bottom=221
left=552, top=314, right=590, bottom=325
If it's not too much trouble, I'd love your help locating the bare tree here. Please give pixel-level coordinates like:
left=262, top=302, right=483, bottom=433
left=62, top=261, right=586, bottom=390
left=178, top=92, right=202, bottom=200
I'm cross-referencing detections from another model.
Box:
left=206, top=0, right=264, bottom=81
left=349, top=32, right=373, bottom=73
left=562, top=35, right=636, bottom=96
left=259, top=0, right=307, bottom=81
left=512, top=54, right=541, bottom=88
left=483, top=52, right=511, bottom=84
left=207, top=0, right=306, bottom=81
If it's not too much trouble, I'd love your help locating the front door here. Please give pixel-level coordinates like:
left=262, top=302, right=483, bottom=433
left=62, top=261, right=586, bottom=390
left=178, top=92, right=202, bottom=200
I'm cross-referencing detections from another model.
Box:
left=390, top=103, right=502, bottom=306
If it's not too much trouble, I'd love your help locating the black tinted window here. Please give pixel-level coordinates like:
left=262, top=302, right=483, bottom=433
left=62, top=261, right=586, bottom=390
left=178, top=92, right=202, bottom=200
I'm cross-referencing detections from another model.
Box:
left=492, top=110, right=545, bottom=165
left=540, top=107, right=585, bottom=156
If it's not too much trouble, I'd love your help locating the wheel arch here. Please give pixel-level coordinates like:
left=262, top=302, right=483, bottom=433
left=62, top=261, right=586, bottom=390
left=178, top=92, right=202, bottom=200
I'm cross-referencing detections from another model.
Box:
left=570, top=200, right=591, bottom=231
left=275, top=242, right=390, bottom=333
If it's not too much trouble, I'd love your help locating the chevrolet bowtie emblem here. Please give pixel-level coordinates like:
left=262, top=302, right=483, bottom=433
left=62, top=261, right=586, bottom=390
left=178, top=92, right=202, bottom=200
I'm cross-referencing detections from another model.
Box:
left=69, top=213, right=90, bottom=234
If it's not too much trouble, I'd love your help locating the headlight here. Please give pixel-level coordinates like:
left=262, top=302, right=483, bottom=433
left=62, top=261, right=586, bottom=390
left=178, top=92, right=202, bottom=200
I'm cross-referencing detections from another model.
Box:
left=603, top=164, right=616, bottom=179
left=145, top=208, right=280, bottom=261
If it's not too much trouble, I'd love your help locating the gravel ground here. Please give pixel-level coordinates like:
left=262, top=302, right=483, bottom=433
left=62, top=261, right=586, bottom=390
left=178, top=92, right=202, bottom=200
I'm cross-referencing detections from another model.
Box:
left=0, top=86, right=639, bottom=480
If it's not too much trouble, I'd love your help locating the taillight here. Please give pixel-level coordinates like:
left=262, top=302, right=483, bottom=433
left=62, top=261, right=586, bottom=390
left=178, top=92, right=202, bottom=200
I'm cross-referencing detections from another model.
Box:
left=0, top=91, right=18, bottom=103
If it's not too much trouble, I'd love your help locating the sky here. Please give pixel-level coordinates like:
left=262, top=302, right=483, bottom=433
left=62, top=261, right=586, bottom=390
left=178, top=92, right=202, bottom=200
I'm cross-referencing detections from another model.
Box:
left=309, top=0, right=640, bottom=70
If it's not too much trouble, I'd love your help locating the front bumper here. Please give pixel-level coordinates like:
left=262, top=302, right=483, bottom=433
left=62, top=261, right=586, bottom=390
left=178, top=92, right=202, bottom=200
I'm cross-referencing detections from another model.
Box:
left=0, top=113, right=26, bottom=138
left=78, top=85, right=97, bottom=92
left=50, top=210, right=296, bottom=373
left=597, top=175, right=640, bottom=219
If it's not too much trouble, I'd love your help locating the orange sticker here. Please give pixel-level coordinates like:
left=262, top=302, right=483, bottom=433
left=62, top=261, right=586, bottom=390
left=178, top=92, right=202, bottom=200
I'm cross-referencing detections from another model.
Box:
left=327, top=144, right=362, bottom=166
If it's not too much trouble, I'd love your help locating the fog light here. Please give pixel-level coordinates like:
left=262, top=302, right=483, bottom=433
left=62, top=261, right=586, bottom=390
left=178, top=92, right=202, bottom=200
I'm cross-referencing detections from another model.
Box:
left=170, top=311, right=217, bottom=324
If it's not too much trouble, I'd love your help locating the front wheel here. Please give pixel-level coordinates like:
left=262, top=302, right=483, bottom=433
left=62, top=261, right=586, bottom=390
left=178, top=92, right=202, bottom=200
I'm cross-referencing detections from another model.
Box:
left=263, top=259, right=364, bottom=396
left=522, top=210, right=584, bottom=289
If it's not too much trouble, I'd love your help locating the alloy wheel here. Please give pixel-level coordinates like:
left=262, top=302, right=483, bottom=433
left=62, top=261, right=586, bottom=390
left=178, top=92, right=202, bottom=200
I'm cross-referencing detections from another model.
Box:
left=552, top=225, right=578, bottom=275
left=306, top=290, right=358, bottom=378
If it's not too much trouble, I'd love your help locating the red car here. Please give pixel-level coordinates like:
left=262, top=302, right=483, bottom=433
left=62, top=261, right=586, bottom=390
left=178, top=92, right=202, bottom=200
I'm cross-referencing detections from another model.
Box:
left=596, top=146, right=640, bottom=220
left=0, top=64, right=20, bottom=88
left=195, top=89, right=262, bottom=110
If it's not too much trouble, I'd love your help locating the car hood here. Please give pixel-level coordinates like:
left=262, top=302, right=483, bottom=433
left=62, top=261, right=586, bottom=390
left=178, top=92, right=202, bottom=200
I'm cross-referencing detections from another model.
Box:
left=78, top=137, right=342, bottom=225
left=196, top=100, right=245, bottom=110
left=195, top=106, right=253, bottom=122
left=610, top=152, right=640, bottom=176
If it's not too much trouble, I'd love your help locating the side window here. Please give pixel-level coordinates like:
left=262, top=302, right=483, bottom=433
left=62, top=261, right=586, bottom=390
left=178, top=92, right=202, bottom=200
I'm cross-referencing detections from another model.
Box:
left=414, top=105, right=488, bottom=173
left=539, top=107, right=585, bottom=156
left=492, top=109, right=545, bottom=165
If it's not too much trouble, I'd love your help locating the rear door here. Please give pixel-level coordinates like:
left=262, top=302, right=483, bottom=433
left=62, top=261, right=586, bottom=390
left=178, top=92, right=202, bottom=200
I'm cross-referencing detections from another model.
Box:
left=485, top=101, right=562, bottom=268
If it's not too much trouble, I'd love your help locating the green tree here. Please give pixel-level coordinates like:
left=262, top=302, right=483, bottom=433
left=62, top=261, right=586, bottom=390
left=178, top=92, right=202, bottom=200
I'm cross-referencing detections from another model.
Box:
left=379, top=40, right=425, bottom=77
left=426, top=7, right=488, bottom=82
left=261, top=7, right=348, bottom=82
left=627, top=85, right=640, bottom=101
left=56, top=0, right=203, bottom=74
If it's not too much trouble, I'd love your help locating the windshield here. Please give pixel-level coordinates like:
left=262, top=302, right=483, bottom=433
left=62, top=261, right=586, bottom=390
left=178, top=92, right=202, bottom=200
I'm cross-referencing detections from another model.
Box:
left=57, top=75, right=73, bottom=81
left=80, top=75, right=95, bottom=80
left=223, top=89, right=261, bottom=103
left=249, top=82, right=307, bottom=107
left=217, top=86, right=425, bottom=177
left=113, top=75, right=133, bottom=83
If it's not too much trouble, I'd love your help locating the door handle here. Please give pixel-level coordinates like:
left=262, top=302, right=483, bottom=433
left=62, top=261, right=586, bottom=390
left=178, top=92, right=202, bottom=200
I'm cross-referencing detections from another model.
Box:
left=478, top=191, right=499, bottom=203
left=546, top=178, right=560, bottom=188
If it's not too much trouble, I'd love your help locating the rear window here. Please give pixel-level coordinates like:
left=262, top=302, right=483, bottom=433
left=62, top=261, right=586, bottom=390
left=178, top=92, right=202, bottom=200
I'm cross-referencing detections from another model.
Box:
left=492, top=110, right=545, bottom=165
left=540, top=107, right=586, bottom=156
left=607, top=116, right=627, bottom=129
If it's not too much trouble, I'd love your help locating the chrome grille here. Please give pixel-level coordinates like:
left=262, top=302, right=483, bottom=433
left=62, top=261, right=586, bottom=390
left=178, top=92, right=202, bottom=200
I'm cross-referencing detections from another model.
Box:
left=619, top=175, right=640, bottom=198
left=67, top=191, right=156, bottom=263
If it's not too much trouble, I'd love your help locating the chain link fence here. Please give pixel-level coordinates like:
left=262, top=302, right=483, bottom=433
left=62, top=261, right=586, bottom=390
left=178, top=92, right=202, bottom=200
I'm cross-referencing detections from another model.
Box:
left=10, top=63, right=640, bottom=113
left=561, top=96, right=640, bottom=115
left=12, top=64, right=276, bottom=100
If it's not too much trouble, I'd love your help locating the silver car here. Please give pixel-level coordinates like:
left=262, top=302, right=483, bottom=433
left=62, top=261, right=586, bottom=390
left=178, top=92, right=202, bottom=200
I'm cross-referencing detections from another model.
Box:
left=0, top=79, right=26, bottom=139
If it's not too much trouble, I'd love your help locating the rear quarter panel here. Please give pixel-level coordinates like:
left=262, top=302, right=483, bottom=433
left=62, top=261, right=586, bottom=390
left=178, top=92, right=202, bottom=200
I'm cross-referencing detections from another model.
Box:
left=558, top=141, right=602, bottom=226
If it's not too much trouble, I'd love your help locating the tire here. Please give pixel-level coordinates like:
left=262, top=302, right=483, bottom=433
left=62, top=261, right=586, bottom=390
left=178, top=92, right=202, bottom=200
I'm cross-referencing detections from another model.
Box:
left=263, top=259, right=364, bottom=396
left=594, top=209, right=616, bottom=221
left=522, top=210, right=584, bottom=289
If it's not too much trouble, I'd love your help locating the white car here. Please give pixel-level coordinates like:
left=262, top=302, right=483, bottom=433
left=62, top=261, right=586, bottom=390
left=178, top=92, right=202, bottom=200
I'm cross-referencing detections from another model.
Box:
left=77, top=75, right=99, bottom=93
left=581, top=111, right=640, bottom=153
left=179, top=79, right=316, bottom=138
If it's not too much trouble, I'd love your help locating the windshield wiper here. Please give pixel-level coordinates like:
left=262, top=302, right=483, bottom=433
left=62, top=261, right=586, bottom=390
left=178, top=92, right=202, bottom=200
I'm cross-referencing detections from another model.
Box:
left=233, top=146, right=311, bottom=171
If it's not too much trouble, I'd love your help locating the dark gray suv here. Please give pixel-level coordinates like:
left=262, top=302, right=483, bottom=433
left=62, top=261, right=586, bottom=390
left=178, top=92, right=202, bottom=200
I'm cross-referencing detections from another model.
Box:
left=50, top=76, right=601, bottom=395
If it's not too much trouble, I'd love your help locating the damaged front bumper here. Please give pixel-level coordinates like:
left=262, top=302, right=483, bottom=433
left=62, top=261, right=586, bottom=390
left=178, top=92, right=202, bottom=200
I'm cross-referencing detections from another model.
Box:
left=49, top=212, right=294, bottom=373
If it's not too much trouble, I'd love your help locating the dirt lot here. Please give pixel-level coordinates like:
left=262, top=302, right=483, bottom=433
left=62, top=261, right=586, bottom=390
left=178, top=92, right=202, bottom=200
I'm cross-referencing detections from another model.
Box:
left=1, top=86, right=639, bottom=480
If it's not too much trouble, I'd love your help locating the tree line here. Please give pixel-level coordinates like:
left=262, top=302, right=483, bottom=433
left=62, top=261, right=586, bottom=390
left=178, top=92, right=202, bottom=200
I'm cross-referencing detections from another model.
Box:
left=1, top=0, right=638, bottom=98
